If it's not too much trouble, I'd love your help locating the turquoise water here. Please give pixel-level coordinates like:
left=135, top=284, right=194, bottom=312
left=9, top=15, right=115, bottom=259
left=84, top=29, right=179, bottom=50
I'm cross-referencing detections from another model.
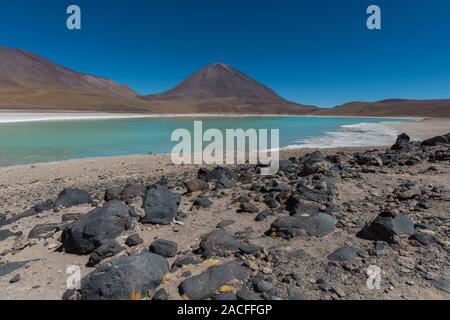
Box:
left=0, top=117, right=407, bottom=166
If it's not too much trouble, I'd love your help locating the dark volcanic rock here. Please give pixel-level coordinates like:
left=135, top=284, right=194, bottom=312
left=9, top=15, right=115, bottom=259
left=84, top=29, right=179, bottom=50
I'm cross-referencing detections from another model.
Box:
left=125, top=234, right=143, bottom=247
left=327, top=247, right=358, bottom=261
left=87, top=240, right=123, bottom=267
left=214, top=293, right=238, bottom=300
left=0, top=260, right=37, bottom=277
left=236, top=289, right=262, bottom=300
left=141, top=184, right=181, bottom=225
left=271, top=213, right=336, bottom=239
left=184, top=179, right=209, bottom=193
left=34, top=200, right=54, bottom=213
left=198, top=229, right=241, bottom=258
left=361, top=210, right=415, bottom=243
left=152, top=288, right=169, bottom=300
left=217, top=220, right=236, bottom=228
left=410, top=232, right=437, bottom=246
left=179, top=261, right=247, bottom=300
left=77, top=252, right=169, bottom=300
left=198, top=166, right=231, bottom=182
left=120, top=184, right=146, bottom=201
left=55, top=188, right=92, bottom=208
left=303, top=152, right=331, bottom=174
left=0, top=229, right=16, bottom=241
left=391, top=133, right=411, bottom=150
left=433, top=277, right=450, bottom=294
left=104, top=187, right=122, bottom=202
left=9, top=274, right=21, bottom=284
left=287, top=288, right=305, bottom=300
left=150, top=239, right=178, bottom=258
left=61, top=212, right=83, bottom=222
left=171, top=256, right=202, bottom=272
left=286, top=196, right=321, bottom=216
left=28, top=223, right=59, bottom=239
left=61, top=200, right=134, bottom=255
left=193, top=196, right=213, bottom=208
left=255, top=209, right=274, bottom=222
left=421, top=135, right=449, bottom=146
left=355, top=152, right=383, bottom=166
left=240, top=202, right=259, bottom=213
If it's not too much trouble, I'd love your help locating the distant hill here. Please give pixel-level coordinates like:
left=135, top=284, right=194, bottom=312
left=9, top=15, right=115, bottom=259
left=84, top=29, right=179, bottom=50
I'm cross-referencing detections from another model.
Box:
left=0, top=46, right=149, bottom=111
left=314, top=99, right=450, bottom=117
left=143, top=62, right=317, bottom=114
left=0, top=45, right=449, bottom=117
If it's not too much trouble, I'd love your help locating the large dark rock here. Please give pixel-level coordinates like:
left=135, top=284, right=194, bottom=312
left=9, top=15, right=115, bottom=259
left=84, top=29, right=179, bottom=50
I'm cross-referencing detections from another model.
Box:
left=179, top=261, right=247, bottom=300
left=421, top=135, right=449, bottom=147
left=55, top=188, right=92, bottom=208
left=270, top=213, right=336, bottom=239
left=77, top=252, right=169, bottom=300
left=87, top=240, right=123, bottom=267
left=360, top=210, right=415, bottom=243
left=198, top=229, right=241, bottom=258
left=141, top=184, right=181, bottom=225
left=391, top=133, right=411, bottom=150
left=28, top=223, right=59, bottom=239
left=61, top=200, right=134, bottom=255
left=149, top=239, right=178, bottom=258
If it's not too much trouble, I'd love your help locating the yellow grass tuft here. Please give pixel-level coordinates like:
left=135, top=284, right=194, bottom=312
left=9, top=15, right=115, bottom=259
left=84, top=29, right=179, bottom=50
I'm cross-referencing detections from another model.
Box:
left=129, top=291, right=142, bottom=300
left=161, top=273, right=172, bottom=284
left=218, top=285, right=235, bottom=293
left=203, top=259, right=221, bottom=268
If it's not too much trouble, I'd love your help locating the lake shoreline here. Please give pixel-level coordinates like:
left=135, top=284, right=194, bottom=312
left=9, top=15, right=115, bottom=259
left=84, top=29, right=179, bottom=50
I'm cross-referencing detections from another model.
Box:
left=0, top=110, right=424, bottom=124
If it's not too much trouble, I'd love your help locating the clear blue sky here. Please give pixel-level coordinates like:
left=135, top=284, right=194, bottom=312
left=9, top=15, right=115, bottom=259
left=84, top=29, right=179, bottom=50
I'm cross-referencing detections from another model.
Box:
left=1, top=0, right=449, bottom=107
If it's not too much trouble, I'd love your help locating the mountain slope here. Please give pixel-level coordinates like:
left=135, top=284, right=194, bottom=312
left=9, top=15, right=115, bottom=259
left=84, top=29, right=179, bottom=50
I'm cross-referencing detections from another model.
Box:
left=315, top=99, right=450, bottom=117
left=0, top=46, right=137, bottom=98
left=144, top=62, right=317, bottom=114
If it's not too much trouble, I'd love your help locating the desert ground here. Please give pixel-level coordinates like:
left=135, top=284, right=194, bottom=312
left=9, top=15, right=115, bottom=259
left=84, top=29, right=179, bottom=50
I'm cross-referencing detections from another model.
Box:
left=0, top=118, right=449, bottom=300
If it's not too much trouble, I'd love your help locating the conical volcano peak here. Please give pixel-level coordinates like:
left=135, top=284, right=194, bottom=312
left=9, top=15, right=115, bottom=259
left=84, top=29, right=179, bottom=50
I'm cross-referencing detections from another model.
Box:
left=149, top=62, right=289, bottom=102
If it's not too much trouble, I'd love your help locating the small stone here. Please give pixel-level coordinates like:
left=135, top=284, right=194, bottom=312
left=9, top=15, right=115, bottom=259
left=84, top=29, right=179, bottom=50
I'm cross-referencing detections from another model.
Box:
left=327, top=247, right=358, bottom=261
left=9, top=274, right=21, bottom=284
left=150, top=239, right=178, bottom=258
left=240, top=202, right=259, bottom=213
left=125, top=234, right=143, bottom=247
left=184, top=179, right=209, bottom=193
left=152, top=288, right=169, bottom=300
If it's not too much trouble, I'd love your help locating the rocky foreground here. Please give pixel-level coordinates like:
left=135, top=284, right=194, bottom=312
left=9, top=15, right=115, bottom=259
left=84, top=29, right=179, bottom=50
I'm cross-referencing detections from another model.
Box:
left=1, top=133, right=450, bottom=300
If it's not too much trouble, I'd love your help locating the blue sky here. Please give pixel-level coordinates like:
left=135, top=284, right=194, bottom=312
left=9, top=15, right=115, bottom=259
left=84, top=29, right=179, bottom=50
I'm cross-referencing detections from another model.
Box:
left=1, top=0, right=449, bottom=107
